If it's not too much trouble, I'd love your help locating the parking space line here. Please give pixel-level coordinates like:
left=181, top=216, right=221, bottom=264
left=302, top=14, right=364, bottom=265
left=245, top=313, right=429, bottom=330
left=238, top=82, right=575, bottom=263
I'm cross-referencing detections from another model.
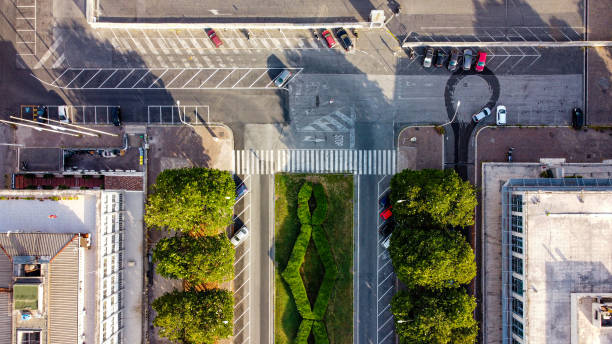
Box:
left=235, top=204, right=251, bottom=218
left=234, top=307, right=250, bottom=323
left=148, top=69, right=168, bottom=88
left=64, top=70, right=84, bottom=88
left=80, top=69, right=101, bottom=88
left=377, top=258, right=391, bottom=273
left=164, top=69, right=185, bottom=87
left=216, top=69, right=235, bottom=88
left=234, top=281, right=250, bottom=296
left=232, top=69, right=251, bottom=88
left=377, top=315, right=394, bottom=331
left=377, top=303, right=391, bottom=317
left=378, top=273, right=393, bottom=287
left=248, top=70, right=268, bottom=88
left=199, top=69, right=218, bottom=87
left=233, top=326, right=247, bottom=338
left=379, top=330, right=394, bottom=343
left=377, top=286, right=393, bottom=302
left=131, top=70, right=150, bottom=88
left=234, top=262, right=251, bottom=278
left=115, top=69, right=135, bottom=87
left=234, top=249, right=250, bottom=266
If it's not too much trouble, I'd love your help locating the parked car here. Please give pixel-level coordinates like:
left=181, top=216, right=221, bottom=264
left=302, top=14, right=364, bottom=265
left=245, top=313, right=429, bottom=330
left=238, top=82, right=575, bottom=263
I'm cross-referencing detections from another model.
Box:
left=463, top=49, right=473, bottom=70
left=379, top=221, right=394, bottom=238
left=322, top=29, right=337, bottom=48
left=448, top=49, right=460, bottom=71
left=572, top=107, right=584, bottom=129
left=235, top=182, right=248, bottom=200
left=206, top=29, right=223, bottom=48
left=472, top=107, right=491, bottom=123
left=382, top=233, right=392, bottom=249
left=380, top=206, right=392, bottom=220
left=434, top=50, right=448, bottom=67
left=111, top=107, right=121, bottom=126
left=335, top=28, right=354, bottom=51
left=423, top=47, right=434, bottom=68
left=496, top=105, right=507, bottom=125
left=58, top=105, right=70, bottom=123
left=475, top=51, right=487, bottom=72
left=379, top=193, right=390, bottom=208
left=274, top=69, right=292, bottom=87
left=230, top=226, right=249, bottom=247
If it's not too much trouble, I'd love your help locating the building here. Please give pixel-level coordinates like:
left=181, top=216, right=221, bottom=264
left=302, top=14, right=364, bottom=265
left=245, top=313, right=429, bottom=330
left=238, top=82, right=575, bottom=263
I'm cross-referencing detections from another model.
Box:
left=481, top=161, right=612, bottom=344
left=0, top=190, right=143, bottom=344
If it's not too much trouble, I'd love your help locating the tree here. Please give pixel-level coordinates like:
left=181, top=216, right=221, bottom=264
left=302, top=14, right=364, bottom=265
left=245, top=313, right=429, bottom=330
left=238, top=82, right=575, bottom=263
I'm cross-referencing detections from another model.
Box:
left=389, top=226, right=476, bottom=289
left=390, top=169, right=477, bottom=227
left=153, top=234, right=235, bottom=285
left=153, top=289, right=233, bottom=344
left=391, top=288, right=478, bottom=344
left=145, top=167, right=234, bottom=235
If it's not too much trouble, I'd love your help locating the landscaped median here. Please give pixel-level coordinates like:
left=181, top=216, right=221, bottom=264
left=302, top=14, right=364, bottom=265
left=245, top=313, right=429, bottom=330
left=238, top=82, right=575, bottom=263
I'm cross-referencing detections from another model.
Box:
left=275, top=174, right=353, bottom=344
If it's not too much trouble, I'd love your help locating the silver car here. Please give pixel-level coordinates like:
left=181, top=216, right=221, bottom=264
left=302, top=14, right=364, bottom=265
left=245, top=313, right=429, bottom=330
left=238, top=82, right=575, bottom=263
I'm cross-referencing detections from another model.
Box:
left=274, top=69, right=292, bottom=87
left=423, top=48, right=434, bottom=68
left=472, top=107, right=491, bottom=123
left=463, top=49, right=473, bottom=71
left=230, top=226, right=249, bottom=247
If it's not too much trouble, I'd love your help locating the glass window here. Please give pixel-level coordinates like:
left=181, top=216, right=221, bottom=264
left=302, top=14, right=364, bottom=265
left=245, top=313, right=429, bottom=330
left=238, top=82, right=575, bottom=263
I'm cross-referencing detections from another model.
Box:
left=512, top=298, right=523, bottom=317
left=512, top=256, right=523, bottom=275
left=512, top=318, right=524, bottom=338
left=511, top=194, right=523, bottom=212
left=512, top=339, right=522, bottom=344
left=512, top=236, right=523, bottom=254
left=511, top=215, right=523, bottom=233
left=512, top=277, right=523, bottom=296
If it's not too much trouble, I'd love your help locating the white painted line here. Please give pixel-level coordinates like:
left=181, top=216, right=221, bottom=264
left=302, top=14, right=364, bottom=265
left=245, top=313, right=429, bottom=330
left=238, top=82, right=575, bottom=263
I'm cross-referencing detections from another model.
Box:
left=379, top=330, right=394, bottom=343
left=378, top=272, right=393, bottom=287
left=234, top=307, right=250, bottom=323
left=377, top=258, right=391, bottom=273
left=377, top=303, right=391, bottom=317
left=182, top=69, right=202, bottom=87
left=232, top=69, right=251, bottom=88
left=216, top=69, right=235, bottom=88
left=377, top=285, right=393, bottom=302
left=34, top=36, right=63, bottom=69
left=131, top=70, right=150, bottom=88
left=148, top=69, right=169, bottom=88
left=233, top=279, right=250, bottom=294
left=80, top=69, right=102, bottom=88
left=377, top=315, right=394, bottom=331
left=234, top=262, right=251, bottom=277
left=64, top=69, right=84, bottom=87
left=50, top=70, right=68, bottom=87
left=115, top=69, right=135, bottom=87
left=164, top=69, right=185, bottom=87
left=249, top=70, right=268, bottom=88
left=199, top=69, right=218, bottom=88
left=233, top=325, right=248, bottom=338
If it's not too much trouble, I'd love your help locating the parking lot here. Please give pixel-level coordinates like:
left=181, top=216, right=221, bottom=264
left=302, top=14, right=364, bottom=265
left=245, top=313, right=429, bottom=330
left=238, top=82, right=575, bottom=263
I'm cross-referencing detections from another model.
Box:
left=232, top=174, right=251, bottom=344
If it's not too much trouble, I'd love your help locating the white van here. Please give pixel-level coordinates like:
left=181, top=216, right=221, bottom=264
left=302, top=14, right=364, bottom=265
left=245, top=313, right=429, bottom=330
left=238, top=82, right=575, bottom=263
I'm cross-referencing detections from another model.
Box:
left=496, top=105, right=507, bottom=125
left=58, top=106, right=70, bottom=123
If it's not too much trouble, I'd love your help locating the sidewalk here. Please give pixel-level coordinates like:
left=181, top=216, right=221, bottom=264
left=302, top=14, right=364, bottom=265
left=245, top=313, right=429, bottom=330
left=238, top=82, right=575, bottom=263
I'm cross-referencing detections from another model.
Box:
left=396, top=126, right=444, bottom=171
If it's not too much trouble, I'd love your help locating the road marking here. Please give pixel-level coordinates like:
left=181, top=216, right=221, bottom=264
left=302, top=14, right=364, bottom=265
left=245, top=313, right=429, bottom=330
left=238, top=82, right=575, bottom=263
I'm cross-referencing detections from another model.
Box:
left=34, top=35, right=63, bottom=69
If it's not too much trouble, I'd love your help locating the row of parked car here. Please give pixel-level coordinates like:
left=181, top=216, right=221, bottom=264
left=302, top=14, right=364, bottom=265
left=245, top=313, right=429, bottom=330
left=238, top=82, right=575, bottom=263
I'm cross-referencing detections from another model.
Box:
left=378, top=193, right=394, bottom=249
left=423, top=48, right=487, bottom=72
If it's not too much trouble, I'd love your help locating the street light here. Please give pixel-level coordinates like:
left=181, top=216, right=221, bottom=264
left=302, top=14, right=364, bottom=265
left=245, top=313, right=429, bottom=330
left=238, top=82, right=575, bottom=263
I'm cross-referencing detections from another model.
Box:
left=396, top=199, right=406, bottom=203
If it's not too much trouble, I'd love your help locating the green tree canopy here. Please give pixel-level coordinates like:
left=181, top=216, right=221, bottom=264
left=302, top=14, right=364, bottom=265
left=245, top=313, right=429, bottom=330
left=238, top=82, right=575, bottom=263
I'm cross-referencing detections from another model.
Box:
left=153, top=289, right=233, bottom=344
left=389, top=226, right=476, bottom=289
left=145, top=167, right=234, bottom=235
left=153, top=234, right=235, bottom=285
left=391, top=288, right=478, bottom=344
left=390, top=169, right=477, bottom=227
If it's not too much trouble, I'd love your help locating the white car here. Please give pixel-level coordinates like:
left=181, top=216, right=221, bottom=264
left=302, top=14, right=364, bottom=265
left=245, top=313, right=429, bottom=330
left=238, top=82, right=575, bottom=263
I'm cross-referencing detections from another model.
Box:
left=58, top=105, right=70, bottom=123
left=382, top=233, right=392, bottom=249
left=274, top=70, right=292, bottom=88
left=496, top=105, right=507, bottom=125
left=230, top=226, right=249, bottom=247
left=472, top=107, right=491, bottom=123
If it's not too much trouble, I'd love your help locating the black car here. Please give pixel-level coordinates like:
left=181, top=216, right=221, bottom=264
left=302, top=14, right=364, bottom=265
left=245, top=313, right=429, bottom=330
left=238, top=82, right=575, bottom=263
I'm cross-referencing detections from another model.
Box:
left=334, top=28, right=353, bottom=51
left=572, top=107, right=584, bottom=129
left=434, top=50, right=448, bottom=67
left=448, top=49, right=460, bottom=71
left=111, top=107, right=121, bottom=126
left=379, top=221, right=394, bottom=238
left=379, top=193, right=390, bottom=208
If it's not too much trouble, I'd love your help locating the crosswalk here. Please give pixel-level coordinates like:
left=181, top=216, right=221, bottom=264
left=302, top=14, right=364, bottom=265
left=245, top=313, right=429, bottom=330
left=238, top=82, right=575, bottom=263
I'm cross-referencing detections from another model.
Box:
left=233, top=149, right=396, bottom=175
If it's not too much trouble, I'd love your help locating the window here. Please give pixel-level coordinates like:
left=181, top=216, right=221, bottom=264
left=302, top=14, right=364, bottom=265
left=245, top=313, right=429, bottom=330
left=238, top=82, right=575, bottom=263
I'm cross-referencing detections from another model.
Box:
left=512, top=339, right=522, bottom=344
left=511, top=194, right=523, bottom=212
left=512, top=318, right=524, bottom=338
left=512, top=277, right=523, bottom=296
left=512, top=256, right=523, bottom=275
left=511, top=215, right=523, bottom=233
left=512, top=236, right=523, bottom=254
left=18, top=331, right=40, bottom=344
left=512, top=298, right=523, bottom=317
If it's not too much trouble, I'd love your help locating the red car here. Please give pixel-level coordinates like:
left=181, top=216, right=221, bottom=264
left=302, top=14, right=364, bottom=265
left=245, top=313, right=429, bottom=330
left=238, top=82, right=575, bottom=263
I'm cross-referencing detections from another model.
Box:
left=206, top=29, right=223, bottom=48
left=322, top=29, right=337, bottom=48
left=380, top=206, right=392, bottom=220
left=475, top=51, right=487, bottom=72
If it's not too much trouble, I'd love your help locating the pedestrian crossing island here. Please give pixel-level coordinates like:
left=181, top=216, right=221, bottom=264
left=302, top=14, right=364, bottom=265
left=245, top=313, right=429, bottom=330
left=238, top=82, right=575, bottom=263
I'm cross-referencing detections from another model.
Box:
left=233, top=149, right=396, bottom=175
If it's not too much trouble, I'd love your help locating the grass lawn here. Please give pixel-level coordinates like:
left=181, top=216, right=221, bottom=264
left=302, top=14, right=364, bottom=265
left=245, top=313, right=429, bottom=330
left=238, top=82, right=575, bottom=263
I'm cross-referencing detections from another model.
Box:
left=274, top=174, right=353, bottom=344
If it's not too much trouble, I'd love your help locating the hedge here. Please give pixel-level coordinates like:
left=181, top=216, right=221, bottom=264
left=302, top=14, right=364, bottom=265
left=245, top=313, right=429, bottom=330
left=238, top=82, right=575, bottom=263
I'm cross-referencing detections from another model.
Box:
left=298, top=182, right=313, bottom=206
left=312, top=321, right=330, bottom=344
left=281, top=224, right=315, bottom=319
left=296, top=320, right=314, bottom=344
left=311, top=184, right=328, bottom=225
left=312, top=225, right=338, bottom=319
left=298, top=203, right=312, bottom=225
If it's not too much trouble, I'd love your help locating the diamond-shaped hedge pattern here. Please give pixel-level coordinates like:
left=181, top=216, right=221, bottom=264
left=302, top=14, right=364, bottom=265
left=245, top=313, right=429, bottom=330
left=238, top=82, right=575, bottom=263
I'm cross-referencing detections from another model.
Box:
left=281, top=182, right=337, bottom=344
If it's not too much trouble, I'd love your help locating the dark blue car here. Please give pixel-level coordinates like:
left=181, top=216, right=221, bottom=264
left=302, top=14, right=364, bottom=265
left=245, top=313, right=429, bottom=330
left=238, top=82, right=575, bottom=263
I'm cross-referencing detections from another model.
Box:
left=235, top=183, right=248, bottom=200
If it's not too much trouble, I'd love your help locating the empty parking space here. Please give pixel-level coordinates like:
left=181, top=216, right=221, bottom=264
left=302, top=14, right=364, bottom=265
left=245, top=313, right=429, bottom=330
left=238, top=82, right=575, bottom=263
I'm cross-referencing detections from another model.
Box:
left=146, top=105, right=210, bottom=125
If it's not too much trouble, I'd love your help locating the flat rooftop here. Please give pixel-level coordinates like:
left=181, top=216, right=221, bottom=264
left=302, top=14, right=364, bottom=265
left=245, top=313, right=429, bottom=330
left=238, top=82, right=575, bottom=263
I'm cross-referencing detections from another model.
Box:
left=523, top=190, right=612, bottom=343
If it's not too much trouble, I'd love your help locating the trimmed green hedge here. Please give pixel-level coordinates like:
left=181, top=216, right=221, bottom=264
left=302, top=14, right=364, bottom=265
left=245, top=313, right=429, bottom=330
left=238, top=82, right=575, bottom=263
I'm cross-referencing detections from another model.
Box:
left=312, top=321, right=330, bottom=344
left=312, top=225, right=338, bottom=319
left=311, top=184, right=328, bottom=225
left=281, top=182, right=338, bottom=342
left=281, top=224, right=314, bottom=320
left=296, top=320, right=314, bottom=344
